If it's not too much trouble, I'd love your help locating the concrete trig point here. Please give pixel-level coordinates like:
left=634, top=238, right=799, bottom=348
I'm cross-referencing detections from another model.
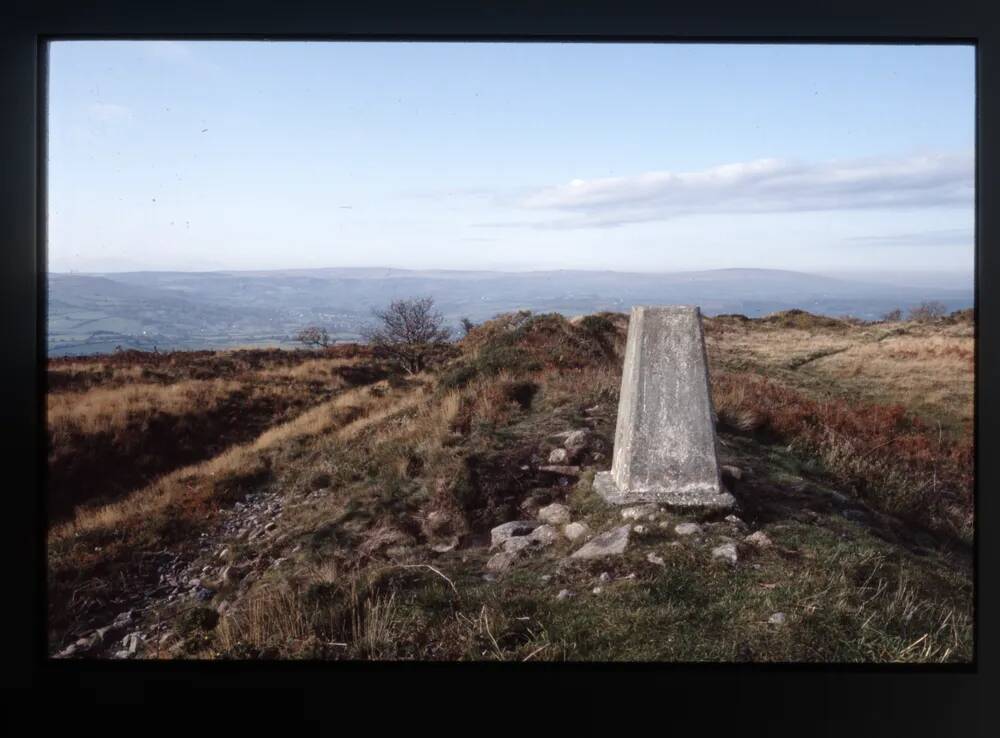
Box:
left=594, top=305, right=735, bottom=509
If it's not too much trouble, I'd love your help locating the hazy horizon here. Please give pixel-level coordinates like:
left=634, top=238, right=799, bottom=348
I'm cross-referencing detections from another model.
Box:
left=47, top=264, right=974, bottom=293
left=49, top=41, right=974, bottom=276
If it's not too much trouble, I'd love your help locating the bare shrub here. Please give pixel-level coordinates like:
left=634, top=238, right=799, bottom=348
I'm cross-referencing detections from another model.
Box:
left=881, top=308, right=903, bottom=322
left=362, top=297, right=452, bottom=374
left=295, top=326, right=330, bottom=348
left=908, top=301, right=947, bottom=323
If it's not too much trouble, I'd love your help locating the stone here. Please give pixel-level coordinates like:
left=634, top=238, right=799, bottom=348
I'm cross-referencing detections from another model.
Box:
left=674, top=522, right=702, bottom=536
left=503, top=537, right=534, bottom=555
left=592, top=586, right=603, bottom=595
left=548, top=448, right=569, bottom=464
left=725, top=514, right=747, bottom=528
left=556, top=589, right=574, bottom=600
left=564, top=430, right=592, bottom=461
left=538, top=503, right=571, bottom=526
left=745, top=531, right=773, bottom=548
left=598, top=572, right=611, bottom=582
left=647, top=552, right=665, bottom=566
left=570, top=525, right=631, bottom=559
left=430, top=538, right=459, bottom=553
left=112, top=610, right=137, bottom=628
left=490, top=520, right=540, bottom=550
left=593, top=306, right=734, bottom=510
left=538, top=465, right=582, bottom=477
left=621, top=503, right=659, bottom=521
left=122, top=633, right=141, bottom=655
left=712, top=542, right=739, bottom=564
left=563, top=522, right=590, bottom=541
left=486, top=552, right=518, bottom=573
left=768, top=612, right=787, bottom=626
left=56, top=644, right=79, bottom=658
left=721, top=464, right=744, bottom=481
left=528, top=524, right=561, bottom=547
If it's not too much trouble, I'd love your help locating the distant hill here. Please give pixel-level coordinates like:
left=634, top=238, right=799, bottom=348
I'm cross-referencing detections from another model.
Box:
left=46, top=267, right=973, bottom=356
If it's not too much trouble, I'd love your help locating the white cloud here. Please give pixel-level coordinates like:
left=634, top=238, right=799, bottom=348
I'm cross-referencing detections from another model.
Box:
left=518, top=152, right=974, bottom=228
left=87, top=102, right=133, bottom=124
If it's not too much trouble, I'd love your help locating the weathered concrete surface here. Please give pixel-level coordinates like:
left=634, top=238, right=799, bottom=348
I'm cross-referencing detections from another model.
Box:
left=594, top=306, right=734, bottom=509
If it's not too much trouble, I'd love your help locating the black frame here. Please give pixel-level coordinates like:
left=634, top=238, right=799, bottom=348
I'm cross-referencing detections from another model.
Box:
left=2, top=0, right=996, bottom=723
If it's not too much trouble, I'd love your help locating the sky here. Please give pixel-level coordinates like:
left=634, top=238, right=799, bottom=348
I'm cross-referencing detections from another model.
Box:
left=47, top=41, right=975, bottom=277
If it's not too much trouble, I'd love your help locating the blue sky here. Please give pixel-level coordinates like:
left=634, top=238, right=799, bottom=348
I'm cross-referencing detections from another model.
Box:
left=48, top=41, right=975, bottom=276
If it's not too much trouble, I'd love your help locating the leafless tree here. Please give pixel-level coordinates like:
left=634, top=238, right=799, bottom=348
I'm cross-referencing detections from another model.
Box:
left=361, top=297, right=452, bottom=374
left=295, top=326, right=330, bottom=348
left=908, top=301, right=947, bottom=323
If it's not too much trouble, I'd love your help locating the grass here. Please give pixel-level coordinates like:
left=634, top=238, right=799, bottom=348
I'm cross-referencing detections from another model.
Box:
left=711, top=371, right=972, bottom=542
left=46, top=350, right=379, bottom=521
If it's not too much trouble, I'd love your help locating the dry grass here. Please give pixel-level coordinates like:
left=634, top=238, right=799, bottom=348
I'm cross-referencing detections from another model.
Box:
left=215, top=570, right=406, bottom=659
left=255, top=358, right=356, bottom=384
left=711, top=371, right=973, bottom=541
left=809, top=331, right=973, bottom=434
left=706, top=318, right=974, bottom=437
left=215, top=586, right=318, bottom=655
left=47, top=380, right=244, bottom=440
left=49, top=384, right=415, bottom=544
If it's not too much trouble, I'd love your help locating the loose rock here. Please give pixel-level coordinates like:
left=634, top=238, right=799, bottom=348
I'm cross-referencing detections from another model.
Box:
left=486, top=551, right=518, bottom=573
left=712, top=542, right=739, bottom=564
left=674, top=522, right=702, bottom=536
left=430, top=538, right=459, bottom=553
left=745, top=531, right=773, bottom=548
left=528, top=524, right=561, bottom=547
left=490, top=520, right=540, bottom=549
left=538, top=503, right=571, bottom=526
left=647, top=553, right=665, bottom=566
left=769, top=612, right=787, bottom=626
left=563, top=521, right=590, bottom=541
left=621, top=504, right=659, bottom=521
left=571, top=525, right=631, bottom=559
left=564, top=429, right=592, bottom=461
left=721, top=464, right=743, bottom=481
left=503, top=537, right=534, bottom=555
left=547, top=448, right=569, bottom=464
